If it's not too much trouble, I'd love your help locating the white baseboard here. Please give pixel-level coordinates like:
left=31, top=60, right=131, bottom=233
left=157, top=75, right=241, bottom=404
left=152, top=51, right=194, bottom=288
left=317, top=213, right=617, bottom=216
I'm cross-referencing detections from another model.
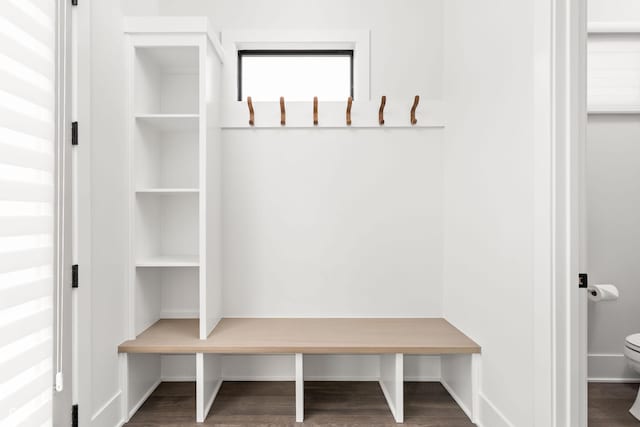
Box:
left=90, top=390, right=122, bottom=427
left=477, top=393, right=514, bottom=427
left=589, top=353, right=640, bottom=382
left=161, top=376, right=197, bottom=382
left=128, top=379, right=161, bottom=420
left=222, top=375, right=295, bottom=381
left=405, top=376, right=441, bottom=382
left=441, top=380, right=473, bottom=422
left=588, top=377, right=640, bottom=383
left=308, top=376, right=380, bottom=381
left=159, top=311, right=198, bottom=318
left=218, top=375, right=440, bottom=382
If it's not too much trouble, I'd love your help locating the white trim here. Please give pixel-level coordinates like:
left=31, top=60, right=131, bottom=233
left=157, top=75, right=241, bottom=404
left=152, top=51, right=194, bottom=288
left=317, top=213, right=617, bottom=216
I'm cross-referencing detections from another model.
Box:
left=128, top=379, right=161, bottom=420
left=90, top=390, right=122, bottom=423
left=217, top=314, right=448, bottom=319
left=551, top=0, right=588, bottom=426
left=478, top=392, right=515, bottom=427
left=123, top=17, right=225, bottom=62
left=588, top=107, right=640, bottom=115
left=157, top=375, right=442, bottom=382
left=159, top=310, right=199, bottom=319
left=218, top=375, right=441, bottom=381
left=588, top=22, right=640, bottom=34
left=405, top=376, right=441, bottom=382
left=222, top=29, right=369, bottom=101
left=305, top=376, right=378, bottom=381
left=588, top=378, right=640, bottom=383
left=223, top=375, right=295, bottom=381
left=440, top=380, right=473, bottom=421
left=76, top=0, right=94, bottom=425
left=588, top=353, right=640, bottom=381
left=161, top=376, right=197, bottom=381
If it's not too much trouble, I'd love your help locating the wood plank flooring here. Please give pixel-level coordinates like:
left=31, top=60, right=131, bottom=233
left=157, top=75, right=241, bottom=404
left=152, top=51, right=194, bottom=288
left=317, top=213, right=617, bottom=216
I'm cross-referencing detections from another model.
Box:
left=589, top=383, right=640, bottom=427
left=124, top=381, right=640, bottom=426
left=124, top=381, right=476, bottom=426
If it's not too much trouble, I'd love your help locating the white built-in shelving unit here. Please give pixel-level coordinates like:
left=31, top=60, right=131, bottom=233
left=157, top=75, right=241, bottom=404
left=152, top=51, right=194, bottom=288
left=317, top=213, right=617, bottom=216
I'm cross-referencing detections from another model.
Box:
left=119, top=16, right=478, bottom=427
left=122, top=17, right=225, bottom=422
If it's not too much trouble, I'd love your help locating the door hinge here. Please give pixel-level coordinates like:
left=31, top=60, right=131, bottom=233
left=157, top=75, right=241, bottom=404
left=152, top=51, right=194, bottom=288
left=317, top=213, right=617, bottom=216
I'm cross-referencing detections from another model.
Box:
left=579, top=273, right=588, bottom=289
left=71, top=0, right=78, bottom=6
left=71, top=122, right=78, bottom=146
left=72, top=404, right=78, bottom=427
left=72, top=264, right=78, bottom=288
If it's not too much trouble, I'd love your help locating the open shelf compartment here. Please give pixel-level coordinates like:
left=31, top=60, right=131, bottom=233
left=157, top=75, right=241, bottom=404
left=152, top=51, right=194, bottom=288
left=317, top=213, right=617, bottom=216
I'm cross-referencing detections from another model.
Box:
left=135, top=192, right=199, bottom=266
left=134, top=117, right=199, bottom=190
left=134, top=46, right=199, bottom=115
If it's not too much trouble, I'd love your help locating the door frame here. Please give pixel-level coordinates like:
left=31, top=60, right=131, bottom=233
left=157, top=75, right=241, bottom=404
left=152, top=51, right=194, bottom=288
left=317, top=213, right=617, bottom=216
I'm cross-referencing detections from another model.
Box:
left=53, top=0, right=73, bottom=424
left=74, top=0, right=93, bottom=425
left=549, top=0, right=589, bottom=425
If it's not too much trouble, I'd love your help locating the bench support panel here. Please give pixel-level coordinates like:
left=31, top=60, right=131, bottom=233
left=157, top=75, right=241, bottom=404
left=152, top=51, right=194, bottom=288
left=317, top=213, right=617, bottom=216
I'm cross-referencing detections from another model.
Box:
left=380, top=353, right=404, bottom=423
left=471, top=353, right=480, bottom=424
left=196, top=353, right=222, bottom=423
left=295, top=353, right=304, bottom=422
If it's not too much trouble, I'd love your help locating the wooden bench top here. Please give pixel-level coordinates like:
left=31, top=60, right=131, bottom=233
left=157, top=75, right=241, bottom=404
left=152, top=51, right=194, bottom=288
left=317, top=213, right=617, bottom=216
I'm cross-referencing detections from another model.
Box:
left=118, top=318, right=480, bottom=355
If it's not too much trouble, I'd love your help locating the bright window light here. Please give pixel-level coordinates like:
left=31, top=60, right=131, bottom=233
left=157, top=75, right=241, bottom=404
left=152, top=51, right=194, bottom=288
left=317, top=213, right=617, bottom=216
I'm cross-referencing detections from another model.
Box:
left=238, top=50, right=353, bottom=102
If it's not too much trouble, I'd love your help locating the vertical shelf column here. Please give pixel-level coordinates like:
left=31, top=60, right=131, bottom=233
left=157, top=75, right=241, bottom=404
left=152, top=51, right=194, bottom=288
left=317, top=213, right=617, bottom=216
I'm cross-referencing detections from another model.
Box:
left=124, top=17, right=226, bottom=423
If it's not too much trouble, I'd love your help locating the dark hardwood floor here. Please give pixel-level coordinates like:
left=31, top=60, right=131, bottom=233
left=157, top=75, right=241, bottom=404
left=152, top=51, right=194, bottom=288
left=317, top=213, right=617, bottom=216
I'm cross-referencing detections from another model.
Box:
left=124, top=381, right=640, bottom=426
left=124, top=381, right=475, bottom=426
left=589, top=383, right=640, bottom=427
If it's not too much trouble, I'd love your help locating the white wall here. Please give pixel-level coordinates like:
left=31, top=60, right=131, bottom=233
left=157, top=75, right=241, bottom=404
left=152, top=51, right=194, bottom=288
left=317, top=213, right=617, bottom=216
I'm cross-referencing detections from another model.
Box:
left=154, top=1, right=446, bottom=318
left=587, top=116, right=640, bottom=381
left=222, top=129, right=443, bottom=317
left=442, top=1, right=537, bottom=426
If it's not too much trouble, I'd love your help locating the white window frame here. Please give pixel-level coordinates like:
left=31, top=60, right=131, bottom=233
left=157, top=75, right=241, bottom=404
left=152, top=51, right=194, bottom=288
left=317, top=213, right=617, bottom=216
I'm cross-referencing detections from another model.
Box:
left=222, top=30, right=371, bottom=104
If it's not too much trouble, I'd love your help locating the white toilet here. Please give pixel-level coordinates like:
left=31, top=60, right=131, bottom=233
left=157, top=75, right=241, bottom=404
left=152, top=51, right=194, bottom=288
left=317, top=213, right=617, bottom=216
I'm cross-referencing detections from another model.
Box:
left=624, top=333, right=640, bottom=420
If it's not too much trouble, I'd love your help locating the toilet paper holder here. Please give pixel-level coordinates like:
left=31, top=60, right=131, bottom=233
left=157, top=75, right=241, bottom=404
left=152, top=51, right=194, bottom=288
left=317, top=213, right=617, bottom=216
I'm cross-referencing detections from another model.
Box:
left=587, top=284, right=619, bottom=302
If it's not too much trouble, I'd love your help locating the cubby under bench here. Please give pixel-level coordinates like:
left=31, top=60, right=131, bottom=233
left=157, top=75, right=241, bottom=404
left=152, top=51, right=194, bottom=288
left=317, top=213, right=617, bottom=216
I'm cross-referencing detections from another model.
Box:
left=118, top=318, right=481, bottom=424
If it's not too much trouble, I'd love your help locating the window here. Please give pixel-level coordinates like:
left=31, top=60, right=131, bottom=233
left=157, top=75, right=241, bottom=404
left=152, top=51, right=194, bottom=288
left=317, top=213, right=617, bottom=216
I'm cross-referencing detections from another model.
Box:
left=238, top=50, right=354, bottom=102
left=588, top=33, right=640, bottom=111
left=0, top=0, right=57, bottom=425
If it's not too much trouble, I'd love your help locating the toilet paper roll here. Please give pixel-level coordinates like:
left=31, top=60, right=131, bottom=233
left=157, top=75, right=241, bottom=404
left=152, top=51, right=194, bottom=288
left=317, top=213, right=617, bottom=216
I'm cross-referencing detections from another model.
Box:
left=587, top=284, right=619, bottom=302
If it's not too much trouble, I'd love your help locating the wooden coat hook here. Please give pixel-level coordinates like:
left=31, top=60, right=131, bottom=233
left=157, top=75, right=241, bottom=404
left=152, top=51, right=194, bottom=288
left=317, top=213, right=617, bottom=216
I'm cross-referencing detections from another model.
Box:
left=411, top=95, right=420, bottom=125
left=247, top=96, right=255, bottom=126
left=313, top=96, right=318, bottom=126
left=280, top=97, right=286, bottom=126
left=346, top=97, right=353, bottom=126
left=379, top=96, right=386, bottom=125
